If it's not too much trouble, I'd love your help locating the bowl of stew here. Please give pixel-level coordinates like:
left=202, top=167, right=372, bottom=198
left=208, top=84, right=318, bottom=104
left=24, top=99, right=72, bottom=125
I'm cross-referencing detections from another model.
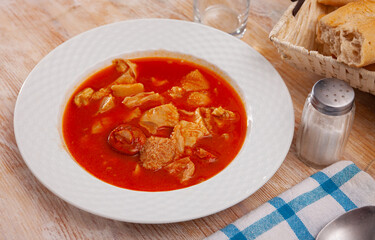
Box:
left=14, top=19, right=294, bottom=223
left=62, top=50, right=248, bottom=191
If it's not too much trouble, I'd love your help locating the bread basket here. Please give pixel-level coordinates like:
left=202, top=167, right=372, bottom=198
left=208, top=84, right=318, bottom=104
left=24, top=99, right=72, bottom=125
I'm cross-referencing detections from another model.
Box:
left=269, top=0, right=375, bottom=95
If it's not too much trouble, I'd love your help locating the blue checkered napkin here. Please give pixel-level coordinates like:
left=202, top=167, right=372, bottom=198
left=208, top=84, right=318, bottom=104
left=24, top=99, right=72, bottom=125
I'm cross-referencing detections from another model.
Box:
left=207, top=161, right=375, bottom=240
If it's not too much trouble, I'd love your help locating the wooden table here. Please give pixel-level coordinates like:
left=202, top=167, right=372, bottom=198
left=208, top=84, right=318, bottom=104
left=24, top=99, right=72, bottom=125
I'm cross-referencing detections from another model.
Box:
left=1, top=0, right=374, bottom=239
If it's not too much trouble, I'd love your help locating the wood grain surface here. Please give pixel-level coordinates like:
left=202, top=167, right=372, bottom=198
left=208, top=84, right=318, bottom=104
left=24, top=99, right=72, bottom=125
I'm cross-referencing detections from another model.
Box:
left=1, top=0, right=374, bottom=239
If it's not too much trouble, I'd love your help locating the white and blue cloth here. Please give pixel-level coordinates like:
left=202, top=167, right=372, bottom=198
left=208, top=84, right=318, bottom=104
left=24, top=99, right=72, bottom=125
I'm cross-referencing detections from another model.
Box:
left=207, top=161, right=375, bottom=240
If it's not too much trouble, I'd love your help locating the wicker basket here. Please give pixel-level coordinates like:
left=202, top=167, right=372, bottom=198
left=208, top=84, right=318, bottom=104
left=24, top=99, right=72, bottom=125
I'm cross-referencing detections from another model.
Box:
left=269, top=1, right=375, bottom=95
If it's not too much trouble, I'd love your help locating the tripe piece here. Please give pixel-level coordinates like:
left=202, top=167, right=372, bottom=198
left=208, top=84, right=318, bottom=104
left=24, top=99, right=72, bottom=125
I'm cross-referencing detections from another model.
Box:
left=181, top=69, right=210, bottom=91
left=140, top=136, right=176, bottom=170
left=164, top=157, right=195, bottom=183
left=187, top=92, right=211, bottom=107
left=112, top=58, right=138, bottom=78
left=172, top=120, right=210, bottom=154
left=74, top=88, right=94, bottom=107
left=139, top=103, right=179, bottom=134
left=111, top=83, right=144, bottom=97
left=97, top=94, right=115, bottom=113
left=168, top=86, right=185, bottom=99
left=122, top=91, right=164, bottom=108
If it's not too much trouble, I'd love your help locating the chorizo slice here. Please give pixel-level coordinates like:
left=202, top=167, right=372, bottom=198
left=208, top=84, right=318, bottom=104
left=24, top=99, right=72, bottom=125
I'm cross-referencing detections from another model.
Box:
left=108, top=124, right=146, bottom=155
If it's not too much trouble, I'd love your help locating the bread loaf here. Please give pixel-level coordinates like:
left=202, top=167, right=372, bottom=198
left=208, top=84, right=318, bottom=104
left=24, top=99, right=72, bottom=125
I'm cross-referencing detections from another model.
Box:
left=317, top=0, right=375, bottom=67
left=277, top=0, right=330, bottom=51
left=318, top=0, right=359, bottom=6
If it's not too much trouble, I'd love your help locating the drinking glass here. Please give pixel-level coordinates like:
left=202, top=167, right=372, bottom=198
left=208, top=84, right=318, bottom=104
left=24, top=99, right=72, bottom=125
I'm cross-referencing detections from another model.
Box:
left=193, top=0, right=250, bottom=38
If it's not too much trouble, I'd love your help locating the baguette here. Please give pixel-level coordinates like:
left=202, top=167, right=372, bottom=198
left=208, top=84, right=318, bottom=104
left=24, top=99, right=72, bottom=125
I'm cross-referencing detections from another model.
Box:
left=317, top=0, right=375, bottom=67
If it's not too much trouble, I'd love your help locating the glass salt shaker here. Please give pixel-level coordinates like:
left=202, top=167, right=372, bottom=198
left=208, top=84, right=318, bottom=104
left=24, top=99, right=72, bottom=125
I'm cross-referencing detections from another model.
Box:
left=296, top=78, right=355, bottom=168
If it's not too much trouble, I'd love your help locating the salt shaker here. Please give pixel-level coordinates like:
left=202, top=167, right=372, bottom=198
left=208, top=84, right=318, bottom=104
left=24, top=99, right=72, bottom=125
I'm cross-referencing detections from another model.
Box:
left=296, top=78, right=355, bottom=168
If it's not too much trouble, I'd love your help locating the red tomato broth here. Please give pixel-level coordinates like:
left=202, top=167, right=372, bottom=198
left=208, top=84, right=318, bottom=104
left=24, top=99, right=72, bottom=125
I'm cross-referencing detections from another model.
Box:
left=63, top=57, right=247, bottom=191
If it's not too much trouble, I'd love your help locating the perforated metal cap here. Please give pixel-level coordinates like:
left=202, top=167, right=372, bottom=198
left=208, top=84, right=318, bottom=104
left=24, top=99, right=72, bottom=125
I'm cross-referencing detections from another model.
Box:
left=311, top=78, right=355, bottom=116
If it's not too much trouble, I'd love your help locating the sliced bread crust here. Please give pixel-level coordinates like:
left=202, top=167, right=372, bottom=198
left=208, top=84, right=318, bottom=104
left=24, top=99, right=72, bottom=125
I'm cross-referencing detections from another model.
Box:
left=317, top=0, right=375, bottom=67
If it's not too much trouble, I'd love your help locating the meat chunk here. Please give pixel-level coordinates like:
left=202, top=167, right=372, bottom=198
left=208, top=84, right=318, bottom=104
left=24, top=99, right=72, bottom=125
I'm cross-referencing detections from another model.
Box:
left=112, top=58, right=138, bottom=78
left=91, top=88, right=111, bottom=100
left=111, top=83, right=144, bottom=97
left=140, top=137, right=176, bottom=170
left=187, top=92, right=211, bottom=107
left=180, top=120, right=210, bottom=146
left=122, top=92, right=164, bottom=109
left=196, top=107, right=214, bottom=132
left=164, top=157, right=195, bottom=183
left=211, top=107, right=237, bottom=128
left=139, top=103, right=179, bottom=134
left=194, top=148, right=217, bottom=163
left=77, top=59, right=139, bottom=107
left=125, top=60, right=138, bottom=79
left=193, top=108, right=209, bottom=131
left=97, top=94, right=115, bottom=113
left=181, top=69, right=210, bottom=92
left=113, top=58, right=129, bottom=73
left=172, top=120, right=210, bottom=154
left=168, top=86, right=185, bottom=99
left=172, top=124, right=185, bottom=154
left=74, top=88, right=94, bottom=107
left=112, top=71, right=136, bottom=85
left=198, top=107, right=237, bottom=131
left=212, top=106, right=236, bottom=120
left=97, top=59, right=138, bottom=94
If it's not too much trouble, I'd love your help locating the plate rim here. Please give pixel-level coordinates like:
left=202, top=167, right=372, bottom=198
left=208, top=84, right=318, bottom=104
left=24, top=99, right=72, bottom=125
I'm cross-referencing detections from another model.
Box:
left=14, top=18, right=294, bottom=223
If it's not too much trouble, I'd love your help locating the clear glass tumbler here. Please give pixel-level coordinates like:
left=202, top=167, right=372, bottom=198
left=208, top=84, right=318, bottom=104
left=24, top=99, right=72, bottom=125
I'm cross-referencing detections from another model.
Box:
left=193, top=0, right=250, bottom=38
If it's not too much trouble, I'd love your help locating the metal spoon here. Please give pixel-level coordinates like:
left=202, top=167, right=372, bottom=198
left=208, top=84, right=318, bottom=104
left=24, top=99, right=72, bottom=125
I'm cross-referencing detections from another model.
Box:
left=316, top=206, right=375, bottom=240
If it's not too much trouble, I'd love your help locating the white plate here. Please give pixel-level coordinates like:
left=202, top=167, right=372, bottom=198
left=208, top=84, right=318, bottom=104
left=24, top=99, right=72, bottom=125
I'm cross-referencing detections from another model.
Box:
left=14, top=19, right=294, bottom=223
